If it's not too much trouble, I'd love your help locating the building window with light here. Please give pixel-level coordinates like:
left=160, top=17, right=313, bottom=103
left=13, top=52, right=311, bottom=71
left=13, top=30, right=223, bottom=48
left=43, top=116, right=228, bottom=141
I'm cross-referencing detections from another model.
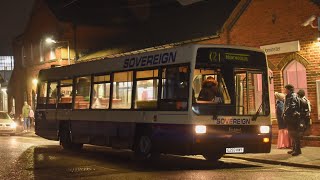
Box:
left=283, top=61, right=308, bottom=96
left=0, top=56, right=14, bottom=70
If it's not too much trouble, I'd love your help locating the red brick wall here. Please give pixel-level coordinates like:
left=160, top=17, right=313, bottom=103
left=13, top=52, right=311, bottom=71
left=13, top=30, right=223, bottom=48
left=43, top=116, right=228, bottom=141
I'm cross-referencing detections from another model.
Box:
left=200, top=0, right=320, bottom=135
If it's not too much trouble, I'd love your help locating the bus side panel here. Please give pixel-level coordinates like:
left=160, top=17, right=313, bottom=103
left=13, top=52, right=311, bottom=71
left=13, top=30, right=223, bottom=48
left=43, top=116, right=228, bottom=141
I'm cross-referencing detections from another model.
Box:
left=69, top=111, right=140, bottom=149
left=152, top=124, right=194, bottom=155
left=35, top=109, right=59, bottom=140
left=69, top=120, right=136, bottom=149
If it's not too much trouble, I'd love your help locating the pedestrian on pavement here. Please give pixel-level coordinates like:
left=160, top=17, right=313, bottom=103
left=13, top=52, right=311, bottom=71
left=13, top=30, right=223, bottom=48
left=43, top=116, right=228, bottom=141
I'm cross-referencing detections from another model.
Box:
left=283, top=84, right=301, bottom=156
left=22, top=101, right=31, bottom=132
left=275, top=92, right=290, bottom=149
left=297, top=89, right=311, bottom=135
left=29, top=107, right=34, bottom=131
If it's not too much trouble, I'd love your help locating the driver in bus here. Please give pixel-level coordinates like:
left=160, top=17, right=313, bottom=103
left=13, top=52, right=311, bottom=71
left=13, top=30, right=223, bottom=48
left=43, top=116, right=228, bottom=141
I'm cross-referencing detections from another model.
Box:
left=197, top=76, right=221, bottom=103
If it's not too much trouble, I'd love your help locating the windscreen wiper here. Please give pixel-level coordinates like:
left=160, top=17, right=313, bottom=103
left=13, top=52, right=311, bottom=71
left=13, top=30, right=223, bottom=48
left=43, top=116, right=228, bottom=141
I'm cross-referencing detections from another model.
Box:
left=252, top=103, right=263, bottom=121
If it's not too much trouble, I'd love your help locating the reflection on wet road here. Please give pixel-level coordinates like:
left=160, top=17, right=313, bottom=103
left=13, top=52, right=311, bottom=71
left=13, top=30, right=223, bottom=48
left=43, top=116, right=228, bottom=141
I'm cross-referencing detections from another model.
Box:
left=0, top=136, right=319, bottom=180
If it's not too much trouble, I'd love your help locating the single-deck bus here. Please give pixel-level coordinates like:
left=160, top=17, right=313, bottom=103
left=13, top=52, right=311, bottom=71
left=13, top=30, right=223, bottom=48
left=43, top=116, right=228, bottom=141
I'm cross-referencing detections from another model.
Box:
left=35, top=44, right=271, bottom=161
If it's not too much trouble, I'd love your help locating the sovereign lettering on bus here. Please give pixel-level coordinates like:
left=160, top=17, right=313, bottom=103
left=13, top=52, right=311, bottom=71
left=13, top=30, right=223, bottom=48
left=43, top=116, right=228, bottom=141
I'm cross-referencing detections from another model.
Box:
left=123, top=51, right=177, bottom=68
left=215, top=118, right=251, bottom=125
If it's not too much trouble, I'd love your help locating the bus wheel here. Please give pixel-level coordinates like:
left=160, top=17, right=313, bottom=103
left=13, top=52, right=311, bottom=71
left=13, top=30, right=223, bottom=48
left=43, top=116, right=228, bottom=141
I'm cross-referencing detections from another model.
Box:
left=203, top=153, right=224, bottom=162
left=134, top=135, right=153, bottom=160
left=60, top=126, right=83, bottom=151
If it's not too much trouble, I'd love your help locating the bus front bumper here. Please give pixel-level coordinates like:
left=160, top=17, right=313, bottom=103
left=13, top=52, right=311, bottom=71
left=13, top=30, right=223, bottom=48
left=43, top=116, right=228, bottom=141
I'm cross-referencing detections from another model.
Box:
left=191, top=133, right=272, bottom=155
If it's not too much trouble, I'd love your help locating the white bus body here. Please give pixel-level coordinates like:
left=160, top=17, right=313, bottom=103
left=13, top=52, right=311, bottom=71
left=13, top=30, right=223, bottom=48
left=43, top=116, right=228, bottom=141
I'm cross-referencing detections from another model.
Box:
left=35, top=44, right=271, bottom=160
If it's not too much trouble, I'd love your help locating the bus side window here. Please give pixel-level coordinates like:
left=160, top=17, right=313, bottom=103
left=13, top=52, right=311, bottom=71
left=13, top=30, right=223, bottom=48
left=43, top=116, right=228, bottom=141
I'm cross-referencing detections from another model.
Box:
left=37, top=81, right=47, bottom=109
left=112, top=71, right=133, bottom=109
left=135, top=69, right=159, bottom=109
left=91, top=74, right=111, bottom=109
left=58, top=79, right=73, bottom=109
left=47, top=82, right=58, bottom=109
left=74, top=76, right=91, bottom=109
left=160, top=66, right=189, bottom=111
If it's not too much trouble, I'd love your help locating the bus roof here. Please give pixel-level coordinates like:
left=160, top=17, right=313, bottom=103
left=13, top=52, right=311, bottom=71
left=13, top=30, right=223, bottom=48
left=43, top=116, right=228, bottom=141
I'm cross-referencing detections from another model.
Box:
left=38, top=44, right=265, bottom=81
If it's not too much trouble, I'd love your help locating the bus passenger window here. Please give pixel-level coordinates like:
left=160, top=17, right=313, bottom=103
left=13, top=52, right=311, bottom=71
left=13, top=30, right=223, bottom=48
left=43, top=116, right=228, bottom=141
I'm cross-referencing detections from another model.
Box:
left=47, top=82, right=58, bottom=108
left=74, top=76, right=91, bottom=109
left=58, top=79, right=73, bottom=109
left=135, top=69, right=158, bottom=109
left=92, top=74, right=111, bottom=109
left=112, top=71, right=133, bottom=109
left=37, top=81, right=47, bottom=109
left=160, top=66, right=189, bottom=110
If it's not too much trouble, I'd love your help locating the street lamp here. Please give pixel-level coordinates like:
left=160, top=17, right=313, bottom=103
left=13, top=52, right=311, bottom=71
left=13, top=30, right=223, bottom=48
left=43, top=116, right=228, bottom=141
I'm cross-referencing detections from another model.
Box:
left=32, top=78, right=38, bottom=86
left=45, top=37, right=70, bottom=65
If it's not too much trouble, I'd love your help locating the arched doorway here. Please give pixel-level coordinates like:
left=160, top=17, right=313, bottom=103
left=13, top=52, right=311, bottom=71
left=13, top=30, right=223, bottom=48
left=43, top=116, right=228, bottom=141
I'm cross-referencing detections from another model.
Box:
left=283, top=61, right=307, bottom=96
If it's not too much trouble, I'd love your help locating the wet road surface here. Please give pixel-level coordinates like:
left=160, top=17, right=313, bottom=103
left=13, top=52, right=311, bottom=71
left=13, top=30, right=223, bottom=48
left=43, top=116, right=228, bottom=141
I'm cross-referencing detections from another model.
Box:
left=0, top=135, right=319, bottom=180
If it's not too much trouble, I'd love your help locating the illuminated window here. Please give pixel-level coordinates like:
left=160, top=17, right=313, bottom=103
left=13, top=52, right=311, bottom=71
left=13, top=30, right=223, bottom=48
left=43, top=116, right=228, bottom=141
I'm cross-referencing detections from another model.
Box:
left=283, top=61, right=307, bottom=96
left=92, top=75, right=111, bottom=109
left=58, top=79, right=73, bottom=109
left=112, top=71, right=133, bottom=109
left=37, top=81, right=47, bottom=108
left=47, top=82, right=58, bottom=109
left=135, top=69, right=159, bottom=109
left=74, top=76, right=91, bottom=109
left=0, top=56, right=14, bottom=70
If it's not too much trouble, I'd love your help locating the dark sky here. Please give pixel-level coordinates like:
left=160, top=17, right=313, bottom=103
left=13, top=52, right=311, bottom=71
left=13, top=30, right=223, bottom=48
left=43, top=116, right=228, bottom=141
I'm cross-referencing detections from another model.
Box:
left=0, top=0, right=34, bottom=55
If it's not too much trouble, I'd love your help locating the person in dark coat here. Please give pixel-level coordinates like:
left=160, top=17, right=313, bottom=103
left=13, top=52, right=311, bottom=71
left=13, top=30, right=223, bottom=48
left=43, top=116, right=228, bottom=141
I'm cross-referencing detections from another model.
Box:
left=297, top=89, right=311, bottom=135
left=283, top=84, right=301, bottom=156
left=275, top=92, right=290, bottom=148
left=197, top=77, right=220, bottom=101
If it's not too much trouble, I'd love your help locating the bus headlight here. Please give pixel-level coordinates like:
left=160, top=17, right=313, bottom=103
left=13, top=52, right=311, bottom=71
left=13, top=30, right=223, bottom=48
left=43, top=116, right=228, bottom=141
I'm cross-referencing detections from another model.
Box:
left=195, top=125, right=206, bottom=134
left=260, top=126, right=270, bottom=134
left=10, top=122, right=17, bottom=129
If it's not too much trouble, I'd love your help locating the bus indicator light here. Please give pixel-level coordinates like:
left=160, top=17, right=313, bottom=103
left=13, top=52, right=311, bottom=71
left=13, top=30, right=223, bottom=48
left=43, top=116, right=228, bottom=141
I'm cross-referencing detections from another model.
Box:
left=263, top=138, right=270, bottom=143
left=195, top=125, right=206, bottom=134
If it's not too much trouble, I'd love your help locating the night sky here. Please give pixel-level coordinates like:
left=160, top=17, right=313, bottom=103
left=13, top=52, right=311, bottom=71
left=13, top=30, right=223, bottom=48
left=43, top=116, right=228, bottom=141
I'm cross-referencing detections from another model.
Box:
left=0, top=0, right=34, bottom=55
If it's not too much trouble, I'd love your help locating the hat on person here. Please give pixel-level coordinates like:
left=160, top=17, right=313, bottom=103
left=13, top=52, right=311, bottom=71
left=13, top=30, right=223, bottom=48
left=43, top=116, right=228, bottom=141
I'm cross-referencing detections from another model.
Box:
left=275, top=92, right=285, bottom=100
left=285, top=84, right=294, bottom=91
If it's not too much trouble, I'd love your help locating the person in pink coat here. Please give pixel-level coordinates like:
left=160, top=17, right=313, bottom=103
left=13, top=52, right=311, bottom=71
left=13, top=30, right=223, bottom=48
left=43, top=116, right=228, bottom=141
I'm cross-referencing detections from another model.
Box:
left=275, top=92, right=290, bottom=149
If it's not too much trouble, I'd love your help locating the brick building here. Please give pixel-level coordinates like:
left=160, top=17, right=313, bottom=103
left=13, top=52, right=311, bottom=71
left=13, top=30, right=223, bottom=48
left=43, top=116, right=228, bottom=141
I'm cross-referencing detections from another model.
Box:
left=200, top=0, right=320, bottom=136
left=8, top=0, right=126, bottom=116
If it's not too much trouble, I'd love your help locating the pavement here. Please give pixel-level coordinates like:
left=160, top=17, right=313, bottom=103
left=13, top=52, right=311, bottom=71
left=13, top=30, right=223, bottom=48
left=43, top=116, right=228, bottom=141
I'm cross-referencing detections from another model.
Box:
left=14, top=125, right=38, bottom=137
left=15, top=130, right=38, bottom=137
left=226, top=145, right=320, bottom=169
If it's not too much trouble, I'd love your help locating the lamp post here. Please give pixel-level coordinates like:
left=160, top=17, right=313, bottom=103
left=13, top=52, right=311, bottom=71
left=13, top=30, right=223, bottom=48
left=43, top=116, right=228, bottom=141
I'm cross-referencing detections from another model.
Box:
left=45, top=38, right=70, bottom=65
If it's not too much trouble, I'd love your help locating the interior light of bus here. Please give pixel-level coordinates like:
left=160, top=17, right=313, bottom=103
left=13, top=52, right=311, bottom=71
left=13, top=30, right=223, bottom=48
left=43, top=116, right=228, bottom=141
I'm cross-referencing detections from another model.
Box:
left=260, top=126, right=270, bottom=134
left=263, top=138, right=270, bottom=143
left=195, top=125, right=206, bottom=134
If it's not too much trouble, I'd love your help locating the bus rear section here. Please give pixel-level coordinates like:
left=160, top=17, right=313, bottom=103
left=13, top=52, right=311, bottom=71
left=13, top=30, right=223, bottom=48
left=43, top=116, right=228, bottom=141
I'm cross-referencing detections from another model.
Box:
left=190, top=47, right=271, bottom=160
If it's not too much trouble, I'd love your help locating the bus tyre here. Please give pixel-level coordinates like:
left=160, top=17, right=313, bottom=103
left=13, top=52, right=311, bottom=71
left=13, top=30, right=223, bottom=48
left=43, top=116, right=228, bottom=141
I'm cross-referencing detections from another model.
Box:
left=60, top=126, right=83, bottom=151
left=203, top=153, right=224, bottom=162
left=134, top=135, right=153, bottom=160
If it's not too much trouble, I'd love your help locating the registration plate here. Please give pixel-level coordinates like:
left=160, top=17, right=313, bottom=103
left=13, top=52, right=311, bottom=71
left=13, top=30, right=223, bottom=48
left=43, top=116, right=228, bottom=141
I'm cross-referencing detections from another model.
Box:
left=226, top=147, right=244, bottom=153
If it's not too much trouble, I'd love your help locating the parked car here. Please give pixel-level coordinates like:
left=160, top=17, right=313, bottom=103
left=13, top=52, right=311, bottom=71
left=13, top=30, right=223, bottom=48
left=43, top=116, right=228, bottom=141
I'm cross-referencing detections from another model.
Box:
left=0, top=111, right=17, bottom=135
